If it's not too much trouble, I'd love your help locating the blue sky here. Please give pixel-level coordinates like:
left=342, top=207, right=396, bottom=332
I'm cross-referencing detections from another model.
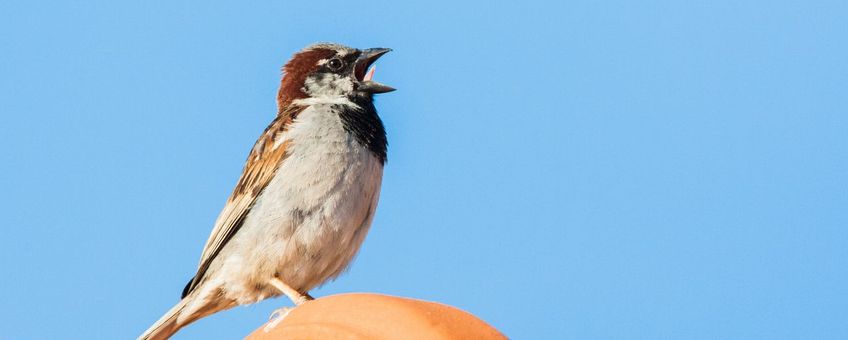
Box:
left=1, top=0, right=846, bottom=339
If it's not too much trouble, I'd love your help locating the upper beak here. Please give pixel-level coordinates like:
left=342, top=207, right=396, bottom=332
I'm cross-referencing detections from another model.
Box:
left=355, top=48, right=395, bottom=93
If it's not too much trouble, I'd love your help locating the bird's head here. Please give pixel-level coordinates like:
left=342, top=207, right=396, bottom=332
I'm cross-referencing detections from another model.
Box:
left=277, top=43, right=393, bottom=109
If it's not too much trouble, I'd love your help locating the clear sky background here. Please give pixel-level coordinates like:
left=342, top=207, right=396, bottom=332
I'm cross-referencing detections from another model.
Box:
left=1, top=1, right=846, bottom=339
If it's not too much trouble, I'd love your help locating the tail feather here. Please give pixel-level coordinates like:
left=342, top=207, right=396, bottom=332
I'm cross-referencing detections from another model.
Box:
left=138, top=298, right=189, bottom=340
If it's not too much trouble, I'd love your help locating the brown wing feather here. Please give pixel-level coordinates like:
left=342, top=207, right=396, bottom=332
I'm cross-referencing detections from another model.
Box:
left=182, top=106, right=303, bottom=297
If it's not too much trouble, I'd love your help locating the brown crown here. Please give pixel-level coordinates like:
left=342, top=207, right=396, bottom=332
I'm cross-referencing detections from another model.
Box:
left=276, top=48, right=337, bottom=111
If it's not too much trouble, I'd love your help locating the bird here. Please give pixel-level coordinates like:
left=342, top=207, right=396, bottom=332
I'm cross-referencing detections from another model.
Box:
left=139, top=43, right=394, bottom=340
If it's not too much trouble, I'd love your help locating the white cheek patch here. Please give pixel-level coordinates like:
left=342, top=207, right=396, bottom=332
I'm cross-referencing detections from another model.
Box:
left=303, top=73, right=354, bottom=98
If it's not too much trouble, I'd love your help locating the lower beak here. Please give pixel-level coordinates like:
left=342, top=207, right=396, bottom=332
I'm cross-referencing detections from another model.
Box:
left=355, top=48, right=395, bottom=93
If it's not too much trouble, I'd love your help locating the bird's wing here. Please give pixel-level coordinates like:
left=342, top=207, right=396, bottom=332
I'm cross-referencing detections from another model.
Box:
left=182, top=106, right=303, bottom=298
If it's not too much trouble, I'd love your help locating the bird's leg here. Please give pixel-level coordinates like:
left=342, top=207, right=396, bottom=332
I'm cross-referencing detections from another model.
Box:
left=264, top=277, right=314, bottom=332
left=269, top=277, right=313, bottom=305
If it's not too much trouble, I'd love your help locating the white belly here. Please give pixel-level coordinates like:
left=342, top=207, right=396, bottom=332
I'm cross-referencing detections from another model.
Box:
left=213, top=104, right=383, bottom=304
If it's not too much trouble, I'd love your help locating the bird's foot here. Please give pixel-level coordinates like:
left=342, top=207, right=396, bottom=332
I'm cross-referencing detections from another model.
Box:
left=264, top=307, right=292, bottom=332
left=292, top=292, right=314, bottom=305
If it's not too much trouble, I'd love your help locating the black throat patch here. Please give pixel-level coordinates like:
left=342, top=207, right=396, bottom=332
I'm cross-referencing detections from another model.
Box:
left=335, top=96, right=388, bottom=164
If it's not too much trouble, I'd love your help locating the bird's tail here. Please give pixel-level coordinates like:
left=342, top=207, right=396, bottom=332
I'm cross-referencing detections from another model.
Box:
left=138, top=298, right=189, bottom=340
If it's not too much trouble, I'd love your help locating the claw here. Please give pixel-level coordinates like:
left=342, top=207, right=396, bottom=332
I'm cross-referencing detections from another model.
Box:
left=264, top=307, right=292, bottom=332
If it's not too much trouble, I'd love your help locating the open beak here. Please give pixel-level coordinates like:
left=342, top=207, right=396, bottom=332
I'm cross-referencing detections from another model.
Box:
left=354, top=48, right=395, bottom=93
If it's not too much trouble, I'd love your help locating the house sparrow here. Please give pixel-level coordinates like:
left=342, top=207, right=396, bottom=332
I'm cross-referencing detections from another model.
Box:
left=139, top=43, right=394, bottom=340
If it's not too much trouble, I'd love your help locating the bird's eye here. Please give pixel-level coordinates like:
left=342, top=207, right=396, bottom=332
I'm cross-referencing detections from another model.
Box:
left=327, top=58, right=343, bottom=70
